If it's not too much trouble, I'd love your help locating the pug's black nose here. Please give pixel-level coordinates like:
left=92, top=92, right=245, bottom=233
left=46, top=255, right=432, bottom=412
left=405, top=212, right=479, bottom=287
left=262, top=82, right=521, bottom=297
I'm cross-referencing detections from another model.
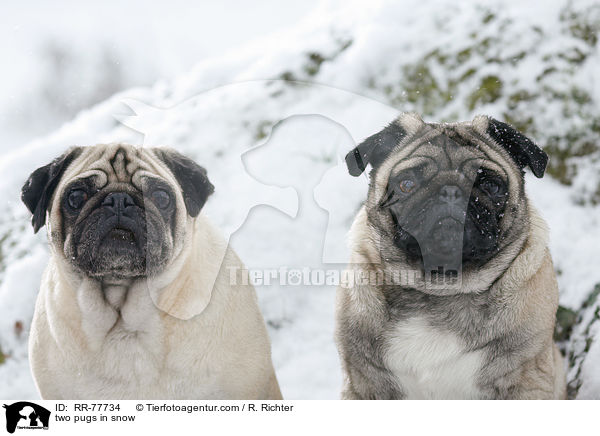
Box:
left=439, top=185, right=462, bottom=204
left=102, top=192, right=135, bottom=214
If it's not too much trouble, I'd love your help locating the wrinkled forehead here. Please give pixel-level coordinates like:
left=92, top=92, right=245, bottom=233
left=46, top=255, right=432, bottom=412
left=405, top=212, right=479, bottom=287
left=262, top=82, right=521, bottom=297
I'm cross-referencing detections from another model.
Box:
left=380, top=124, right=513, bottom=182
left=61, top=144, right=175, bottom=190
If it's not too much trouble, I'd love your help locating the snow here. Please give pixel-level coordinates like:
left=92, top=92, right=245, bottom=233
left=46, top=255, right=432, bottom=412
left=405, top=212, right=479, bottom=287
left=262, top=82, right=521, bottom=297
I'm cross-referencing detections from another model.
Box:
left=0, top=0, right=320, bottom=153
left=1, top=0, right=599, bottom=399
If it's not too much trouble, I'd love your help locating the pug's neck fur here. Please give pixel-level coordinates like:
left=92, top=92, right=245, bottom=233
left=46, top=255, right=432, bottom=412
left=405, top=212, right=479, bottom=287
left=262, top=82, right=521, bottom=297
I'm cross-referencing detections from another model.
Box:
left=102, top=277, right=134, bottom=310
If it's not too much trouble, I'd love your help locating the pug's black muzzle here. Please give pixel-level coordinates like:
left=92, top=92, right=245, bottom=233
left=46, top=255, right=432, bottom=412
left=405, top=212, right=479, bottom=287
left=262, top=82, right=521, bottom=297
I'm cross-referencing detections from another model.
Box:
left=71, top=191, right=148, bottom=278
left=391, top=181, right=501, bottom=276
left=394, top=184, right=469, bottom=272
left=98, top=192, right=147, bottom=248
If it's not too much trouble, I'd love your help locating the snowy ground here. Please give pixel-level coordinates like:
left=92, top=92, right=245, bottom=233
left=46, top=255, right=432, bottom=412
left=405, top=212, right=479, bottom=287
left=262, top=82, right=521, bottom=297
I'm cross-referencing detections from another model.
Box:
left=1, top=0, right=599, bottom=399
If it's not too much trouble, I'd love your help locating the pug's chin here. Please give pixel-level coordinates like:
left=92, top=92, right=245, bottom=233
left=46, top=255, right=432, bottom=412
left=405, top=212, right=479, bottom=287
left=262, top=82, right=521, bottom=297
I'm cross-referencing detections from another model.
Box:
left=381, top=239, right=503, bottom=295
left=72, top=238, right=146, bottom=280
left=393, top=221, right=500, bottom=275
left=69, top=233, right=173, bottom=282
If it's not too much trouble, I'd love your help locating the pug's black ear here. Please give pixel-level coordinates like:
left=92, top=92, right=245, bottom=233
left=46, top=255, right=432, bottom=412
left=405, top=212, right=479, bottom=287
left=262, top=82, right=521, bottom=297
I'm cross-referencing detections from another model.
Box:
left=486, top=117, right=548, bottom=178
left=345, top=121, right=407, bottom=176
left=21, top=147, right=82, bottom=233
left=154, top=149, right=215, bottom=217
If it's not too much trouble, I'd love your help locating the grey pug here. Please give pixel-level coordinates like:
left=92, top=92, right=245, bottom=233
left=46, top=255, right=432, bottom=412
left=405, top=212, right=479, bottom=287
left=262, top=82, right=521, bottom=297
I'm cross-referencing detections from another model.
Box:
left=21, top=143, right=281, bottom=399
left=336, top=113, right=566, bottom=399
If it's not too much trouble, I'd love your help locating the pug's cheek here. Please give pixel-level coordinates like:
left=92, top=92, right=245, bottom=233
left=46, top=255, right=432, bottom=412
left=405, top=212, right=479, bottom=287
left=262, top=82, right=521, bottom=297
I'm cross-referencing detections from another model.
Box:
left=144, top=216, right=173, bottom=275
left=63, top=234, right=75, bottom=260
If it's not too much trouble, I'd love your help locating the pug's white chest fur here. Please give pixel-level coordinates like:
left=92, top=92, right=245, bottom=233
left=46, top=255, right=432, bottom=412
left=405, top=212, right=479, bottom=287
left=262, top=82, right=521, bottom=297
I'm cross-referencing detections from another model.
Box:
left=30, top=265, right=229, bottom=399
left=384, top=317, right=485, bottom=399
left=77, top=282, right=165, bottom=390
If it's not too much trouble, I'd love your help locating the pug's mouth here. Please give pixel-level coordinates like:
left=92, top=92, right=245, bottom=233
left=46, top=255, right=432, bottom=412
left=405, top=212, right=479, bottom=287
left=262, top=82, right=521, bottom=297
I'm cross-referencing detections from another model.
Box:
left=392, top=214, right=467, bottom=270
left=97, top=221, right=146, bottom=251
left=427, top=217, right=464, bottom=256
left=104, top=227, right=136, bottom=244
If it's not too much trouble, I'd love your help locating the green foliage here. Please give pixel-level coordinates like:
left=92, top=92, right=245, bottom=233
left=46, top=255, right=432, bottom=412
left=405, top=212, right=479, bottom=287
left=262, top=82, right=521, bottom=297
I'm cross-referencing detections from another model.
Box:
left=582, top=284, right=600, bottom=310
left=399, top=62, right=453, bottom=116
left=302, top=38, right=353, bottom=77
left=555, top=305, right=578, bottom=342
left=561, top=1, right=600, bottom=46
left=467, top=75, right=502, bottom=110
left=304, top=52, right=327, bottom=76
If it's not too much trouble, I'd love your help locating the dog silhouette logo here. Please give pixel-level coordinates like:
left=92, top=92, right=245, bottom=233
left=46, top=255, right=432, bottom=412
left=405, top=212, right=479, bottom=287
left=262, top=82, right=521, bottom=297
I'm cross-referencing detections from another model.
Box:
left=2, top=402, right=50, bottom=433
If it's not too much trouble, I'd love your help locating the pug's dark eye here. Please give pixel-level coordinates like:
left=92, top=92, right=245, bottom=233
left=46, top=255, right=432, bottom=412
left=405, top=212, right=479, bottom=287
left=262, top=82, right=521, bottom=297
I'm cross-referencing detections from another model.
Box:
left=399, top=179, right=416, bottom=193
left=151, top=189, right=171, bottom=209
left=479, top=179, right=502, bottom=196
left=67, top=189, right=88, bottom=210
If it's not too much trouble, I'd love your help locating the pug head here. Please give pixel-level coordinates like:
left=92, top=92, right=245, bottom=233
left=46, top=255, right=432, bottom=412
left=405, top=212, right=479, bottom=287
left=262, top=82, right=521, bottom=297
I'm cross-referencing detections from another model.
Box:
left=346, top=113, right=548, bottom=292
left=21, top=144, right=214, bottom=280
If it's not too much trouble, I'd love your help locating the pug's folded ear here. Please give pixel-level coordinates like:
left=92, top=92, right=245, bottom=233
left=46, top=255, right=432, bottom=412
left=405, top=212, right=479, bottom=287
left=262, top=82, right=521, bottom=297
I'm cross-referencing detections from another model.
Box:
left=21, top=147, right=83, bottom=233
left=153, top=149, right=215, bottom=217
left=485, top=117, right=548, bottom=178
left=345, top=121, right=407, bottom=177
